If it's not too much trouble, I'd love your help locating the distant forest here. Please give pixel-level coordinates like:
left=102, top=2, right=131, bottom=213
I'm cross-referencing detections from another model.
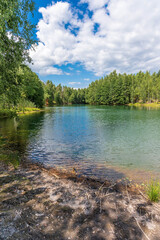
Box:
left=43, top=70, right=160, bottom=106
left=1, top=66, right=160, bottom=109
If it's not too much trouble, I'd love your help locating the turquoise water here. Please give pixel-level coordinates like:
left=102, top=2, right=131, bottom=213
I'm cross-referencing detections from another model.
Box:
left=1, top=106, right=160, bottom=179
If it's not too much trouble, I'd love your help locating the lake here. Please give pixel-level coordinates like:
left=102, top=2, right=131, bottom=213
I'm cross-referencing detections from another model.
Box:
left=1, top=105, right=160, bottom=181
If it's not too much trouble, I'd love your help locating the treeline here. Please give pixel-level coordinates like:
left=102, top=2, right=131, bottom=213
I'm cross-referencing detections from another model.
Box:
left=0, top=63, right=86, bottom=110
left=85, top=70, right=160, bottom=105
left=44, top=80, right=86, bottom=105
left=2, top=67, right=160, bottom=110
left=44, top=70, right=160, bottom=106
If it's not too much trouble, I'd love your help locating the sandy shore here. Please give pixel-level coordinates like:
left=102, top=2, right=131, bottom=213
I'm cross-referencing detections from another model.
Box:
left=0, top=162, right=160, bottom=240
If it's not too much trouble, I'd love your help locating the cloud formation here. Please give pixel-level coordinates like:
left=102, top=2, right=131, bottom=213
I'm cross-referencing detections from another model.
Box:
left=80, top=0, right=108, bottom=11
left=30, top=0, right=160, bottom=76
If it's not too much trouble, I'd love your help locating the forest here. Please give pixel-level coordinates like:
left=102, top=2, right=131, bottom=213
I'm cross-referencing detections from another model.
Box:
left=85, top=70, right=160, bottom=105
left=1, top=0, right=160, bottom=116
left=2, top=63, right=160, bottom=113
left=44, top=70, right=160, bottom=106
left=3, top=66, right=160, bottom=109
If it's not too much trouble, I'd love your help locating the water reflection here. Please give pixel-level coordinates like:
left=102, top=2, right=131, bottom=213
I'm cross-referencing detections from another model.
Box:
left=1, top=106, right=160, bottom=179
left=0, top=112, right=45, bottom=166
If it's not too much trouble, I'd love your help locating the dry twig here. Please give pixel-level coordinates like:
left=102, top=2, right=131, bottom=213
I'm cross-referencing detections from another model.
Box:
left=134, top=216, right=150, bottom=240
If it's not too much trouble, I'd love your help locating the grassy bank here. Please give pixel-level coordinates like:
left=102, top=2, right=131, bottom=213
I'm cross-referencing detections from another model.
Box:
left=17, top=107, right=43, bottom=115
left=0, top=108, right=44, bottom=119
left=128, top=102, right=160, bottom=108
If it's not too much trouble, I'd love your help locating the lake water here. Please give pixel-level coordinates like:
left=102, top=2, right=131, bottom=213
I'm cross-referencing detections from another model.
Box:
left=1, top=105, right=160, bottom=181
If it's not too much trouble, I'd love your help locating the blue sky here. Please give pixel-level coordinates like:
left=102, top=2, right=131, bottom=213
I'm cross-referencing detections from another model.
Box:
left=29, top=0, right=160, bottom=88
left=30, top=0, right=98, bottom=88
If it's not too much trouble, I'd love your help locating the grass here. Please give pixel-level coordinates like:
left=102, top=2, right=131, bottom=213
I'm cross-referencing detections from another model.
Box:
left=0, top=98, right=43, bottom=118
left=0, top=108, right=43, bottom=118
left=146, top=179, right=160, bottom=202
left=0, top=153, right=20, bottom=169
left=17, top=107, right=42, bottom=114
left=128, top=102, right=160, bottom=108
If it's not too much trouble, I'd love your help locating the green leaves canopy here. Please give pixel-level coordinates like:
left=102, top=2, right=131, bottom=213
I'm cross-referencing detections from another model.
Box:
left=0, top=0, right=36, bottom=105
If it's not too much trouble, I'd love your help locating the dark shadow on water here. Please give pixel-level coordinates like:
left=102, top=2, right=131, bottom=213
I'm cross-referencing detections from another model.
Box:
left=81, top=164, right=126, bottom=182
left=27, top=159, right=127, bottom=185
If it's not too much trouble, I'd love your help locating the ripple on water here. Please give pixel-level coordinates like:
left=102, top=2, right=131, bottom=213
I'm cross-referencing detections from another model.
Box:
left=1, top=106, right=160, bottom=182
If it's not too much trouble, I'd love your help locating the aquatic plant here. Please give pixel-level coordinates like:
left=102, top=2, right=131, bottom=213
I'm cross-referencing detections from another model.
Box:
left=146, top=180, right=160, bottom=202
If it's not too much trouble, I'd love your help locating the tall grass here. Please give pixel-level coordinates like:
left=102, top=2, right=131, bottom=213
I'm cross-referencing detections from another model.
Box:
left=146, top=180, right=160, bottom=202
left=0, top=97, right=39, bottom=118
left=16, top=99, right=36, bottom=113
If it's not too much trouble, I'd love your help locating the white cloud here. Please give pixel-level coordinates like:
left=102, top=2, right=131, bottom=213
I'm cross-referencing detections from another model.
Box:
left=69, top=82, right=81, bottom=85
left=30, top=0, right=160, bottom=77
left=80, top=0, right=108, bottom=11
left=39, top=66, right=63, bottom=75
left=84, top=78, right=90, bottom=81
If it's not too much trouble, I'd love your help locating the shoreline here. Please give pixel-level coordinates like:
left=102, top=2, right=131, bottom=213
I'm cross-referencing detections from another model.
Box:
left=0, top=108, right=44, bottom=119
left=128, top=102, right=160, bottom=108
left=1, top=161, right=160, bottom=239
left=21, top=161, right=136, bottom=192
left=17, top=108, right=45, bottom=115
left=25, top=160, right=159, bottom=186
left=1, top=103, right=160, bottom=119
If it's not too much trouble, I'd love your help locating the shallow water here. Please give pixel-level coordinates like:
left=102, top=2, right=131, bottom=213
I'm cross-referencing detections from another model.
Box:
left=0, top=105, right=160, bottom=180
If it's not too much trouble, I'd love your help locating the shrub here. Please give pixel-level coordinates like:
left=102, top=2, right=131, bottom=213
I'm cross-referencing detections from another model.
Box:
left=146, top=180, right=160, bottom=202
left=0, top=109, right=17, bottom=118
left=16, top=99, right=36, bottom=112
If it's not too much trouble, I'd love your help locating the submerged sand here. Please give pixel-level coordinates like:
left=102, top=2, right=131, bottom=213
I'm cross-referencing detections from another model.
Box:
left=0, top=162, right=160, bottom=240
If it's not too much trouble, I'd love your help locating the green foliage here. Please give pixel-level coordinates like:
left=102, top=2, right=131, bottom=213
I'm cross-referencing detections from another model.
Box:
left=0, top=152, right=19, bottom=169
left=43, top=82, right=86, bottom=106
left=0, top=109, right=17, bottom=118
left=0, top=63, right=44, bottom=112
left=0, top=0, right=35, bottom=62
left=146, top=180, right=160, bottom=202
left=44, top=80, right=55, bottom=105
left=16, top=99, right=36, bottom=113
left=0, top=0, right=44, bottom=113
left=19, top=65, right=44, bottom=108
left=86, top=70, right=160, bottom=105
left=0, top=0, right=36, bottom=105
left=43, top=70, right=160, bottom=106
